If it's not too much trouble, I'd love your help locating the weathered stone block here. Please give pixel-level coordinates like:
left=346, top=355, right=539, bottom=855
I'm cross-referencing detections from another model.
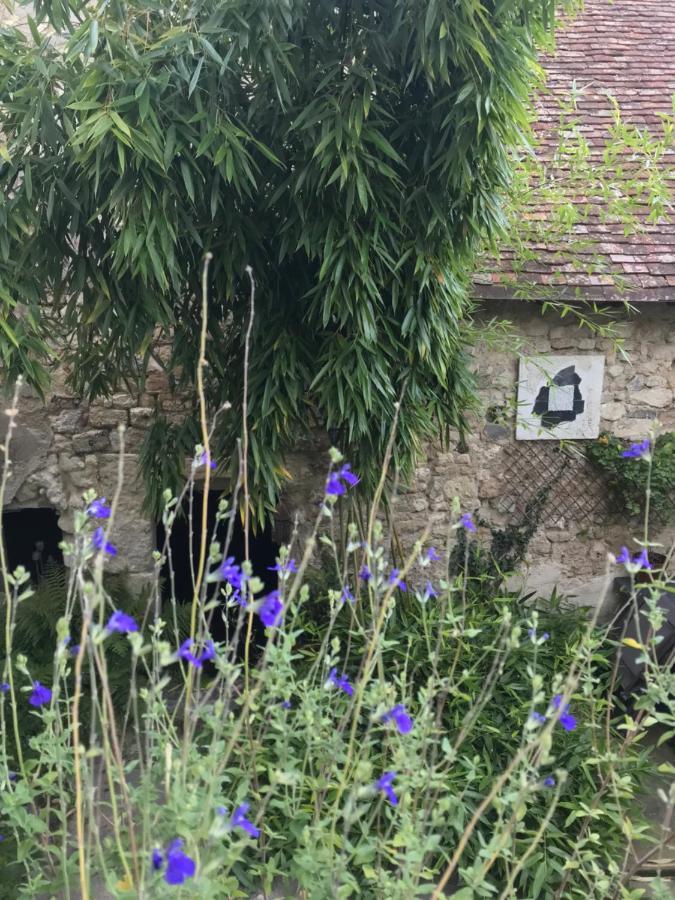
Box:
left=72, top=430, right=110, bottom=454
left=49, top=408, right=83, bottom=433
left=631, top=388, right=672, bottom=408
left=600, top=401, right=626, bottom=422
left=129, top=407, right=154, bottom=426
left=87, top=407, right=128, bottom=428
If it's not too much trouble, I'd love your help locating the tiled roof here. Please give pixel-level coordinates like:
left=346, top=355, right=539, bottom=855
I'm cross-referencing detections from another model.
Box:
left=475, top=0, right=675, bottom=303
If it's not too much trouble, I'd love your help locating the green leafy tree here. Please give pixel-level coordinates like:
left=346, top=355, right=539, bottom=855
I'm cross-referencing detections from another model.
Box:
left=0, top=0, right=558, bottom=518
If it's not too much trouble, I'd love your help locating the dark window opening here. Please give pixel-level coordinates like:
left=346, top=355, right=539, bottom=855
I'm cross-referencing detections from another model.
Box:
left=2, top=508, right=64, bottom=583
left=156, top=491, right=280, bottom=645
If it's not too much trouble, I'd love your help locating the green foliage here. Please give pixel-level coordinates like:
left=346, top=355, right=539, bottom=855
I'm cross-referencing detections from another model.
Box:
left=2, top=453, right=672, bottom=897
left=448, top=487, right=549, bottom=586
left=586, top=432, right=675, bottom=524
left=0, top=563, right=190, bottom=758
left=0, top=0, right=558, bottom=518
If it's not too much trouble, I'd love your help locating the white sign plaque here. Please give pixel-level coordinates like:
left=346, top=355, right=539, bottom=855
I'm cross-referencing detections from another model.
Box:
left=516, top=355, right=605, bottom=440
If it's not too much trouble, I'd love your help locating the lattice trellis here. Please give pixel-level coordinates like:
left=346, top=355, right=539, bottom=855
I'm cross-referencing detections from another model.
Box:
left=495, top=441, right=612, bottom=525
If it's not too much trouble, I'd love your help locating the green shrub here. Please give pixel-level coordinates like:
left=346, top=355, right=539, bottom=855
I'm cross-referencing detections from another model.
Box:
left=586, top=432, right=675, bottom=524
left=1, top=459, right=668, bottom=898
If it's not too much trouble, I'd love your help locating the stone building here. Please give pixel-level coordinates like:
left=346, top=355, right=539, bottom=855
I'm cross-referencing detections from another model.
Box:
left=388, top=0, right=675, bottom=606
left=1, top=0, right=673, bottom=606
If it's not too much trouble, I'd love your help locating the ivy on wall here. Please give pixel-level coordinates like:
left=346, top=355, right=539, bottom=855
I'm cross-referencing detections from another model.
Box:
left=586, top=432, right=675, bottom=524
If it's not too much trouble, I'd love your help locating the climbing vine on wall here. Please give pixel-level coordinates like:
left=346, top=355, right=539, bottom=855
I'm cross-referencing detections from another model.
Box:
left=586, top=432, right=675, bottom=524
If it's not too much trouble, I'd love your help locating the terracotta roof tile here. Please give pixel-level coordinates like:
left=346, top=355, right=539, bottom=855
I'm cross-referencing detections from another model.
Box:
left=475, top=0, right=675, bottom=303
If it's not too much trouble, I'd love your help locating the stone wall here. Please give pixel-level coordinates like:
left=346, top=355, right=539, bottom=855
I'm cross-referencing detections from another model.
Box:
left=2, top=302, right=673, bottom=602
left=388, top=302, right=675, bottom=610
left=1, top=359, right=184, bottom=590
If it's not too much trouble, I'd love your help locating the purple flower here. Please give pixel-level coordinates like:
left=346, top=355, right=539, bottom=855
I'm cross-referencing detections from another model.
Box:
left=614, top=546, right=652, bottom=570
left=530, top=711, right=546, bottom=725
left=230, top=803, right=260, bottom=838
left=281, top=699, right=292, bottom=709
left=177, top=639, right=215, bottom=668
left=325, top=463, right=360, bottom=496
left=164, top=839, right=196, bottom=886
left=460, top=512, right=476, bottom=532
left=219, top=557, right=246, bottom=591
left=633, top=549, right=652, bottom=571
left=327, top=667, right=354, bottom=697
left=198, top=450, right=217, bottom=469
left=382, top=704, right=413, bottom=734
left=622, top=439, right=650, bottom=459
left=528, top=628, right=549, bottom=642
left=258, top=591, right=283, bottom=628
left=543, top=776, right=555, bottom=787
left=106, top=610, right=138, bottom=634
left=151, top=848, right=163, bottom=871
left=87, top=497, right=111, bottom=519
left=551, top=695, right=577, bottom=732
left=198, top=641, right=216, bottom=664
left=376, top=771, right=398, bottom=806
left=28, top=681, right=52, bottom=708
left=0, top=682, right=9, bottom=693
left=388, top=569, right=407, bottom=592
left=422, top=580, right=437, bottom=600
left=425, top=547, right=441, bottom=562
left=70, top=644, right=81, bottom=656
left=340, top=585, right=355, bottom=604
left=358, top=565, right=372, bottom=581
left=92, top=527, right=117, bottom=556
left=8, top=771, right=18, bottom=782
left=268, top=558, right=298, bottom=574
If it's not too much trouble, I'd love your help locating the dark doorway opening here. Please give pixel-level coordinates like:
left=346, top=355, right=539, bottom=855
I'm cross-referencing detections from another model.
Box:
left=2, top=508, right=64, bottom=583
left=156, top=491, right=280, bottom=645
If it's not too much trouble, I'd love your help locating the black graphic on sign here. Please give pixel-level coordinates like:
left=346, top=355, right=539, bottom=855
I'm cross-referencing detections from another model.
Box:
left=532, top=365, right=585, bottom=428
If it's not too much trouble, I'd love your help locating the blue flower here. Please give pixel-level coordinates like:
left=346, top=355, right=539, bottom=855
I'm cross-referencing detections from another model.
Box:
left=551, top=695, right=577, bottom=732
left=543, top=776, right=555, bottom=787
left=358, top=565, right=372, bottom=581
left=28, top=681, right=52, bottom=708
left=376, top=771, right=398, bottom=806
left=633, top=549, right=652, bottom=571
left=87, top=497, right=111, bottom=519
left=198, top=450, right=217, bottom=469
left=106, top=610, right=138, bottom=634
left=327, top=667, right=354, bottom=697
left=340, top=585, right=355, bottom=604
left=325, top=464, right=360, bottom=496
left=422, top=580, right=437, bottom=601
left=0, top=682, right=9, bottom=693
left=219, top=557, right=246, bottom=591
left=268, top=558, right=298, bottom=574
left=425, top=547, right=441, bottom=562
left=530, top=711, right=546, bottom=725
left=70, top=644, right=81, bottom=656
left=460, top=512, right=476, bottom=532
left=281, top=699, right=292, bottom=709
left=382, top=704, right=413, bottom=734
left=622, top=439, right=650, bottom=459
left=177, top=639, right=215, bottom=668
left=614, top=546, right=651, bottom=570
left=92, top=527, right=117, bottom=556
left=614, top=546, right=630, bottom=564
left=151, top=848, right=163, bottom=871
left=528, top=628, right=549, bottom=642
left=163, top=839, right=196, bottom=886
left=258, top=591, right=283, bottom=628
left=198, top=641, right=216, bottom=664
left=230, top=803, right=260, bottom=838
left=388, top=569, right=407, bottom=592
